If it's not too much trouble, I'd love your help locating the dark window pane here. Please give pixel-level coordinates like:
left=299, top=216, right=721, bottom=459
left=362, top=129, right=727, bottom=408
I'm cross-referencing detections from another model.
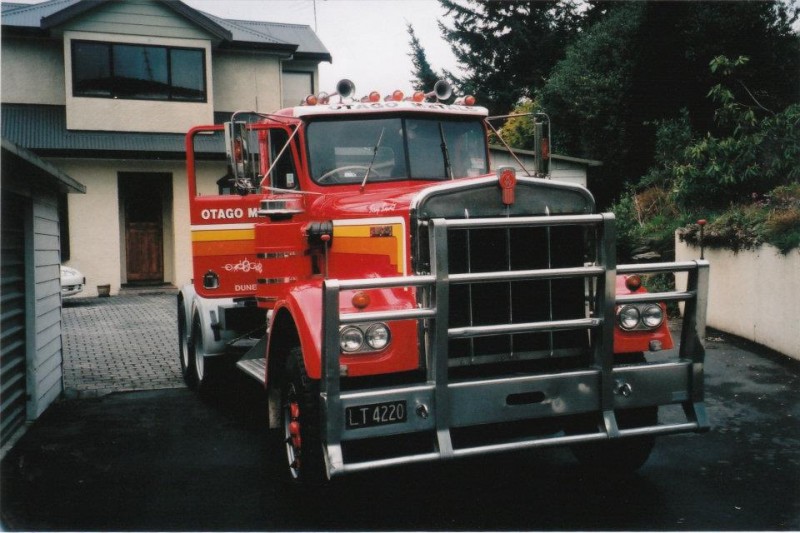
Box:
left=113, top=44, right=168, bottom=99
left=73, top=42, right=111, bottom=96
left=170, top=49, right=205, bottom=101
left=71, top=41, right=205, bottom=102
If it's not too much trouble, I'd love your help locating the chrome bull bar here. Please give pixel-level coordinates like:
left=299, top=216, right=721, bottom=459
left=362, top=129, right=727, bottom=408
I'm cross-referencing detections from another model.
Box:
left=320, top=214, right=709, bottom=478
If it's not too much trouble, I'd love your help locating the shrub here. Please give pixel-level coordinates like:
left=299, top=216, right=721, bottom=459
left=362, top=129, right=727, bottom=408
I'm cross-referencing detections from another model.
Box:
left=678, top=183, right=800, bottom=254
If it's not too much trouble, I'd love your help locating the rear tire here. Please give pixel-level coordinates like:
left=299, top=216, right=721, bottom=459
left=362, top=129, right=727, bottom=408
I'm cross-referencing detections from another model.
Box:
left=178, top=300, right=197, bottom=389
left=191, top=314, right=224, bottom=397
left=279, top=346, right=327, bottom=486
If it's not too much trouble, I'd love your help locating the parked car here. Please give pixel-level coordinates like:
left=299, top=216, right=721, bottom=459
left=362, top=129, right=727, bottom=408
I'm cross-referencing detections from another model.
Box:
left=60, top=265, right=85, bottom=297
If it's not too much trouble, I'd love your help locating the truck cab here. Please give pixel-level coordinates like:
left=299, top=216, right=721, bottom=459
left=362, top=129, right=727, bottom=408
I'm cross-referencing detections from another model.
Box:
left=178, top=80, right=709, bottom=484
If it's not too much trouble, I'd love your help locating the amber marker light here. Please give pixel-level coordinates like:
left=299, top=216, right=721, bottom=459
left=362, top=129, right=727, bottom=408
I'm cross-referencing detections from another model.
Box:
left=352, top=291, right=371, bottom=309
left=386, top=90, right=404, bottom=101
left=412, top=91, right=425, bottom=102
left=304, top=94, right=318, bottom=106
left=625, top=274, right=642, bottom=292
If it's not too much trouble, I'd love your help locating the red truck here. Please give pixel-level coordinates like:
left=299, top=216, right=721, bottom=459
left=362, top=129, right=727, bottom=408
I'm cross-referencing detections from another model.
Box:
left=177, top=79, right=709, bottom=485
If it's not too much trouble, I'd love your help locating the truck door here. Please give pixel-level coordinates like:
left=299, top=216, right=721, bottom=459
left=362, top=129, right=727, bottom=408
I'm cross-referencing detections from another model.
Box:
left=187, top=121, right=304, bottom=299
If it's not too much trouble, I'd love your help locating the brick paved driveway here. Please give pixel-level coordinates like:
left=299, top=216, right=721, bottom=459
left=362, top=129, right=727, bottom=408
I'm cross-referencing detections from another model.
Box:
left=62, top=294, right=183, bottom=397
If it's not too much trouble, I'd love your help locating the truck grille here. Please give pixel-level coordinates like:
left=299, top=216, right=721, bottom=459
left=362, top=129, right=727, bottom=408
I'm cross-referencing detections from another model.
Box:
left=446, top=224, right=591, bottom=368
left=411, top=176, right=600, bottom=374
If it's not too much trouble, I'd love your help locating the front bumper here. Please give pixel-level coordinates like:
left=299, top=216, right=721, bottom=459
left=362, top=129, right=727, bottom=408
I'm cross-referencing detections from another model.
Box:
left=319, top=215, right=709, bottom=478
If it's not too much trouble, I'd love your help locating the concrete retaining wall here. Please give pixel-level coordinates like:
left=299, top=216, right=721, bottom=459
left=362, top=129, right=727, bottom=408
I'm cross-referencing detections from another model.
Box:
left=675, top=236, right=800, bottom=360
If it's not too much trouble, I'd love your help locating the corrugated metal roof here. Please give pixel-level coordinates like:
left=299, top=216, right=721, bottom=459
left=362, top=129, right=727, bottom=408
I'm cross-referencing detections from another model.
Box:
left=1, top=104, right=224, bottom=158
left=1, top=0, right=81, bottom=28
left=218, top=17, right=331, bottom=60
left=1, top=0, right=331, bottom=61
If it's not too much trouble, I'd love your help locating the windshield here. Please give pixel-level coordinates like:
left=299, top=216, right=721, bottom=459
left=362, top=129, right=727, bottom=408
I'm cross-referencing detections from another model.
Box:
left=306, top=116, right=488, bottom=184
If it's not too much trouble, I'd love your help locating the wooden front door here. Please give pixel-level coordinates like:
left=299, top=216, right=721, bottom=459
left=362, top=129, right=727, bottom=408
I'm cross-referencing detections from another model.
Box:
left=122, top=175, right=165, bottom=283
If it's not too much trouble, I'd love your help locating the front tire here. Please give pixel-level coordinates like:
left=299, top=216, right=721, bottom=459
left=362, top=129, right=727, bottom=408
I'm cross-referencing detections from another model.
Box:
left=571, top=406, right=657, bottom=474
left=280, top=346, right=326, bottom=485
left=571, top=352, right=657, bottom=474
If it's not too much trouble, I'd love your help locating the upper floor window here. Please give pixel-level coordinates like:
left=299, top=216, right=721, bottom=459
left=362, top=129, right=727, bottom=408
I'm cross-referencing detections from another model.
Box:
left=71, top=40, right=206, bottom=102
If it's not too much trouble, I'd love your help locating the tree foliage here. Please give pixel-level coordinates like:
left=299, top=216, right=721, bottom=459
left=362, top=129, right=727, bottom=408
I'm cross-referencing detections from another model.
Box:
left=491, top=99, right=540, bottom=150
left=407, top=23, right=441, bottom=92
left=614, top=56, right=800, bottom=257
left=537, top=1, right=799, bottom=207
left=642, top=56, right=800, bottom=210
left=437, top=0, right=581, bottom=115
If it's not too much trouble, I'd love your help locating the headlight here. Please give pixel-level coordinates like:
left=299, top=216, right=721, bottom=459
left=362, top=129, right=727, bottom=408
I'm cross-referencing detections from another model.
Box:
left=339, top=323, right=392, bottom=353
left=339, top=326, right=364, bottom=352
left=641, top=304, right=664, bottom=328
left=365, top=323, right=390, bottom=350
left=617, top=305, right=640, bottom=330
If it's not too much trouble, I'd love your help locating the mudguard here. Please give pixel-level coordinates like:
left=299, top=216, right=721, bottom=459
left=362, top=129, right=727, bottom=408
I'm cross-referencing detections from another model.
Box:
left=180, top=283, right=236, bottom=358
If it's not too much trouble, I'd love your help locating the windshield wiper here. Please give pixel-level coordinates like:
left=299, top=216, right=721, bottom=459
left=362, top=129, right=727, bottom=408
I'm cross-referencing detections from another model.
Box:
left=360, top=127, right=386, bottom=192
left=439, top=123, right=453, bottom=180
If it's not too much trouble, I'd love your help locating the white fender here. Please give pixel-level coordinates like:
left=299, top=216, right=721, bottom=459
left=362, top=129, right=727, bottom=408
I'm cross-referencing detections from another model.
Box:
left=179, top=283, right=233, bottom=357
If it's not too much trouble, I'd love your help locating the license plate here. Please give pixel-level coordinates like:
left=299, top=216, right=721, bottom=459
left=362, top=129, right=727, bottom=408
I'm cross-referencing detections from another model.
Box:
left=345, top=400, right=407, bottom=430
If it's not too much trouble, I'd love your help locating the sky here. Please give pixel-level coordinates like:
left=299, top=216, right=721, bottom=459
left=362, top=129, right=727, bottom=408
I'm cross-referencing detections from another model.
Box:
left=181, top=0, right=462, bottom=97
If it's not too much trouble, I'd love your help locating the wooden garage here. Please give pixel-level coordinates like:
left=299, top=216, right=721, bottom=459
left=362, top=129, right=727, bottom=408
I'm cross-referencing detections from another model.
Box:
left=1, top=139, right=85, bottom=448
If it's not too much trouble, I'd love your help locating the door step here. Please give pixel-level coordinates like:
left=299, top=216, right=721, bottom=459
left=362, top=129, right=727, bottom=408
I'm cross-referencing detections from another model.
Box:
left=235, top=336, right=268, bottom=385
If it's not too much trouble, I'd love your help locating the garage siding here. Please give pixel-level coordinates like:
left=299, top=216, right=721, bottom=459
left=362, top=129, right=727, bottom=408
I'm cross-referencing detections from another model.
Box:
left=30, top=193, right=65, bottom=418
left=1, top=192, right=29, bottom=446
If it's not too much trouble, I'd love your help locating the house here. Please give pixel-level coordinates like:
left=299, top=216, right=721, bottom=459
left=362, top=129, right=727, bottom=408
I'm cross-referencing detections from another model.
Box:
left=489, top=144, right=602, bottom=189
left=2, top=0, right=331, bottom=296
left=1, top=139, right=86, bottom=448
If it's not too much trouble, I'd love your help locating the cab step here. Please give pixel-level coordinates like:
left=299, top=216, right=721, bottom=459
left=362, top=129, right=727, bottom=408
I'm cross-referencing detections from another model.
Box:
left=235, top=336, right=268, bottom=385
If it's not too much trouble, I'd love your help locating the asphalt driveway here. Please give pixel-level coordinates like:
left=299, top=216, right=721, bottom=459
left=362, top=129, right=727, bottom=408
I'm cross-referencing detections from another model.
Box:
left=1, top=293, right=798, bottom=531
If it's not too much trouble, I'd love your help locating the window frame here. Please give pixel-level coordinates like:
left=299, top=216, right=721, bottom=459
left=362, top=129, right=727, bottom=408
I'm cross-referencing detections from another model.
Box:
left=304, top=114, right=489, bottom=185
left=70, top=40, right=207, bottom=103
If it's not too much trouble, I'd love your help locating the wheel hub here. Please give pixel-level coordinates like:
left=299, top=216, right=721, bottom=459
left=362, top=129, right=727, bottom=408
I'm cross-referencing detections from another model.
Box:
left=286, top=400, right=302, bottom=473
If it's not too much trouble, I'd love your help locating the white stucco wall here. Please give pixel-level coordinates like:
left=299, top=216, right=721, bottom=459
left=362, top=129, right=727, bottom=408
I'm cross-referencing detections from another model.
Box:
left=212, top=51, right=283, bottom=113
left=62, top=31, right=214, bottom=133
left=1, top=38, right=66, bottom=105
left=50, top=158, right=227, bottom=296
left=676, top=236, right=800, bottom=360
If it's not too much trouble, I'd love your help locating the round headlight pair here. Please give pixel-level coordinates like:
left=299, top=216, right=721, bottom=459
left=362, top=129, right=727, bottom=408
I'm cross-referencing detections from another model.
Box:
left=616, top=304, right=664, bottom=330
left=339, top=323, right=391, bottom=353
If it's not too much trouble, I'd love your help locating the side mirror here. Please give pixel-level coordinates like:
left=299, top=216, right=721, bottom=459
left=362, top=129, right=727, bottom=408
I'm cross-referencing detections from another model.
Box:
left=224, top=121, right=256, bottom=194
left=534, top=113, right=550, bottom=177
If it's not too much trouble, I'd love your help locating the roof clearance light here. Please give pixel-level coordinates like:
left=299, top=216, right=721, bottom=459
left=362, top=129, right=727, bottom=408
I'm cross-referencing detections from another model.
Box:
left=317, top=92, right=330, bottom=105
left=304, top=94, right=318, bottom=106
left=464, top=95, right=476, bottom=106
left=625, top=274, right=642, bottom=292
left=412, top=91, right=425, bottom=102
left=389, top=90, right=404, bottom=102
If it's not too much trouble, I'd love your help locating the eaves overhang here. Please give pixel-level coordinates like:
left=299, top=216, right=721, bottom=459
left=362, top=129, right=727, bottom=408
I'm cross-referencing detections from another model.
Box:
left=2, top=137, right=86, bottom=194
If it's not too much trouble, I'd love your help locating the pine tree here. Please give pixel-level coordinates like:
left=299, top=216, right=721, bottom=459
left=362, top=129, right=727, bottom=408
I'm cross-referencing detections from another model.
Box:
left=407, top=23, right=441, bottom=92
left=438, top=0, right=581, bottom=115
